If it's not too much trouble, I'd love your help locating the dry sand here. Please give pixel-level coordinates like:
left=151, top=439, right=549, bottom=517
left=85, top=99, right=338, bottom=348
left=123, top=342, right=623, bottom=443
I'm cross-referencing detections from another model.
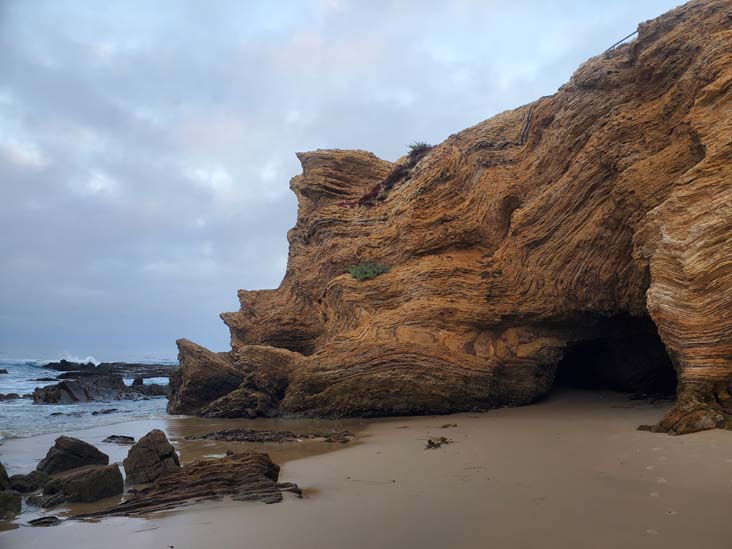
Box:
left=2, top=389, right=732, bottom=548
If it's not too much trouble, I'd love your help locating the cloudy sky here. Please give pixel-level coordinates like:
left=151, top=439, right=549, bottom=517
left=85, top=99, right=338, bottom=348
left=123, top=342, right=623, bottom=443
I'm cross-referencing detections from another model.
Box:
left=0, top=0, right=680, bottom=361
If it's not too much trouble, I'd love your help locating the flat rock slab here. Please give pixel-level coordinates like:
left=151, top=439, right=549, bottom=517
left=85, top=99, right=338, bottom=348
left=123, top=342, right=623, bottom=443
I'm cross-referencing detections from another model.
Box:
left=103, top=435, right=135, bottom=445
left=77, top=452, right=295, bottom=518
left=37, top=436, right=109, bottom=474
left=185, top=428, right=354, bottom=444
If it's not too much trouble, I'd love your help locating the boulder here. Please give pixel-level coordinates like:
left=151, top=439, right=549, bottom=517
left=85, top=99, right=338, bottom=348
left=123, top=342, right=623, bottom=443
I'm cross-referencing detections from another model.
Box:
left=0, top=368, right=8, bottom=374
left=37, top=436, right=109, bottom=474
left=0, top=461, right=9, bottom=490
left=9, top=470, right=49, bottom=493
left=28, top=464, right=123, bottom=508
left=0, top=490, right=21, bottom=518
left=0, top=393, right=21, bottom=401
left=92, top=408, right=118, bottom=415
left=123, top=429, right=180, bottom=484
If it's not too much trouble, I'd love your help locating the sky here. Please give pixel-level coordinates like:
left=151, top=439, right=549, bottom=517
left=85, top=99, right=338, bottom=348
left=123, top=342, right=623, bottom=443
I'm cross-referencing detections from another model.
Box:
left=0, top=0, right=682, bottom=361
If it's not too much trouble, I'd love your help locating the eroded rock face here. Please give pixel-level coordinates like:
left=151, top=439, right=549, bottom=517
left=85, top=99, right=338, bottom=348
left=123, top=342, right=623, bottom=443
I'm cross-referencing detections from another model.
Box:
left=37, top=436, right=109, bottom=474
left=169, top=0, right=732, bottom=434
left=28, top=465, right=123, bottom=508
left=123, top=429, right=181, bottom=484
left=77, top=452, right=291, bottom=517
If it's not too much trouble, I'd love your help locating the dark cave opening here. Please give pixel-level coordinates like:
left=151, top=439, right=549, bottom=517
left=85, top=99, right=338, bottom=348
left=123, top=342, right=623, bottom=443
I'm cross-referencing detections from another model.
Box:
left=553, top=315, right=677, bottom=396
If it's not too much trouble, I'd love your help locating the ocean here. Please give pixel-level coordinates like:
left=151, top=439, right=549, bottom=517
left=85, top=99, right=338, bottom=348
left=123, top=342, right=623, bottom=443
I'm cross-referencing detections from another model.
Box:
left=0, top=358, right=176, bottom=441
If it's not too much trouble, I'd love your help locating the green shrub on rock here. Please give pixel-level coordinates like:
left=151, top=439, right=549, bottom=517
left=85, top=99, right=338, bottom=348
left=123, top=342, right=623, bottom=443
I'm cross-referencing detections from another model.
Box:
left=347, top=261, right=390, bottom=281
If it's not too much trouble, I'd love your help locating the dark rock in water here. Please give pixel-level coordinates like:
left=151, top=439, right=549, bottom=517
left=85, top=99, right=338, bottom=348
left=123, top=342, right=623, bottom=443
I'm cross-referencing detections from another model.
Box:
left=32, top=377, right=58, bottom=382
left=186, top=428, right=354, bottom=444
left=138, top=383, right=168, bottom=397
left=132, top=377, right=144, bottom=386
left=123, top=430, right=180, bottom=485
left=33, top=376, right=127, bottom=404
left=0, top=461, right=9, bottom=490
left=42, top=359, right=97, bottom=372
left=44, top=359, right=175, bottom=380
left=0, top=369, right=8, bottom=374
left=29, top=515, right=62, bottom=527
left=49, top=411, right=85, bottom=417
left=9, top=471, right=49, bottom=493
left=28, top=465, right=123, bottom=508
left=33, top=375, right=167, bottom=404
left=37, top=436, right=109, bottom=474
left=103, top=435, right=135, bottom=445
left=92, top=408, right=118, bottom=416
left=0, top=490, right=22, bottom=518
left=76, top=452, right=291, bottom=517
left=0, top=393, right=21, bottom=401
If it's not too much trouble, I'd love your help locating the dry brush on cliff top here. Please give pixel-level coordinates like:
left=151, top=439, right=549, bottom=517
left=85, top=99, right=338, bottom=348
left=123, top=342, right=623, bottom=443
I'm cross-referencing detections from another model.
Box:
left=169, top=0, right=732, bottom=436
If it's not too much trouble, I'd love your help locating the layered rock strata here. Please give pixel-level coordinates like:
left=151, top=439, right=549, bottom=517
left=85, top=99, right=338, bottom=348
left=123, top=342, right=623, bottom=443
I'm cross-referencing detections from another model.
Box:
left=170, top=0, right=732, bottom=435
left=78, top=452, right=294, bottom=517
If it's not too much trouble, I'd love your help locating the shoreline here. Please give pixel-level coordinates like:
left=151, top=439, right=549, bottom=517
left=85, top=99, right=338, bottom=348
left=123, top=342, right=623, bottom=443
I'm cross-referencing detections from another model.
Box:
left=3, top=388, right=732, bottom=548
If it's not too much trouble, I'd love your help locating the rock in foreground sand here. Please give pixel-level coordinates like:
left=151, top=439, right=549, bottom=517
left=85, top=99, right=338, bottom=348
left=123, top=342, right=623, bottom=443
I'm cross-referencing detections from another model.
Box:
left=123, top=429, right=180, bottom=485
left=37, top=436, right=109, bottom=475
left=28, top=465, right=123, bottom=508
left=80, top=452, right=294, bottom=517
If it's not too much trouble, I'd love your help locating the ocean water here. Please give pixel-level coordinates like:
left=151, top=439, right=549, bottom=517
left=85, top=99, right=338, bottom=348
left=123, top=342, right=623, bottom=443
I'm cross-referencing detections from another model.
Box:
left=0, top=358, right=176, bottom=441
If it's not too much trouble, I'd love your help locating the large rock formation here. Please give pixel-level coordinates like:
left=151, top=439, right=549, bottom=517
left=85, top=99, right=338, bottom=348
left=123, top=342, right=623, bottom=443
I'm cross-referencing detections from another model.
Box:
left=169, top=0, right=732, bottom=435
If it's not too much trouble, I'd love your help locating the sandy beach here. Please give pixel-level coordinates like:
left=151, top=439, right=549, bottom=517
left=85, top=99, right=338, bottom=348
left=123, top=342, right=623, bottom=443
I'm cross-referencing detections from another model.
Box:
left=3, top=388, right=732, bottom=549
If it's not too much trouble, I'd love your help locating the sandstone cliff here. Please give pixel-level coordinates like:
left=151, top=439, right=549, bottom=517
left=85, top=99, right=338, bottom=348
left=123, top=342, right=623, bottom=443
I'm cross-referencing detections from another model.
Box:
left=169, top=0, right=732, bottom=435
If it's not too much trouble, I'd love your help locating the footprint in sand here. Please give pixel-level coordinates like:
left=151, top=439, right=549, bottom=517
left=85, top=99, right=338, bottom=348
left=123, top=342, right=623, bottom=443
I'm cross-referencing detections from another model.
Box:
left=645, top=465, right=656, bottom=471
left=657, top=477, right=667, bottom=484
left=646, top=529, right=659, bottom=535
left=650, top=491, right=660, bottom=497
left=666, top=510, right=677, bottom=516
left=658, top=456, right=668, bottom=462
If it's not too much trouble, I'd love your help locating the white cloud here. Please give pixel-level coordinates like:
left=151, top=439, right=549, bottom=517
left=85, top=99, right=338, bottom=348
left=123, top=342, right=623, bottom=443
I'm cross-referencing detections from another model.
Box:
left=1, top=137, right=49, bottom=169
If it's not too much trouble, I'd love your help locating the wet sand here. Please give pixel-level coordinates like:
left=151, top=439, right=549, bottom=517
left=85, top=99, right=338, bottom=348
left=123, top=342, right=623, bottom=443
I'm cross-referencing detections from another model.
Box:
left=3, top=389, right=732, bottom=548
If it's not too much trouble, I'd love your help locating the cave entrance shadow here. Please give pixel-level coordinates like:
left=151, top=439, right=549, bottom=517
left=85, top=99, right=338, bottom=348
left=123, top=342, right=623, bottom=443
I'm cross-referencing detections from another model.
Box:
left=551, top=315, right=677, bottom=400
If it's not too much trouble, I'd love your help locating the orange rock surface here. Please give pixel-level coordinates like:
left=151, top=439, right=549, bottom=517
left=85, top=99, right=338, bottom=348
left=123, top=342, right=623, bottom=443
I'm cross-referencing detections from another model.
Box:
left=169, top=0, right=732, bottom=435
